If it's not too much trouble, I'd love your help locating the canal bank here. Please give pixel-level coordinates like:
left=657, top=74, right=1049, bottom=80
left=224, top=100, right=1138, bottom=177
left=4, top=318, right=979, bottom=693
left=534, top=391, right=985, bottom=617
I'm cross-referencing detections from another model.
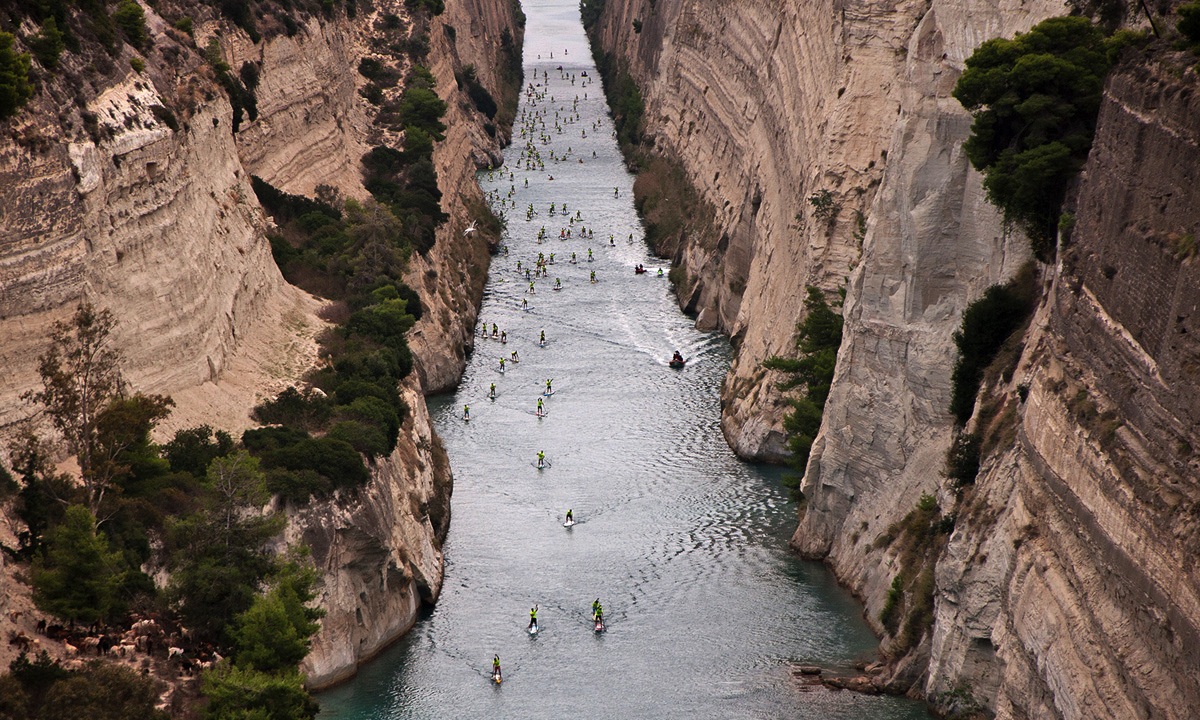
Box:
left=317, top=2, right=932, bottom=717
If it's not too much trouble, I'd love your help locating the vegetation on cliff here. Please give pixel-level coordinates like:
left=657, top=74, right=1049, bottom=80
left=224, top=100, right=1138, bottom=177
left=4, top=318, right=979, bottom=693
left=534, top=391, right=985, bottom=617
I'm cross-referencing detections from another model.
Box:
left=2, top=304, right=323, bottom=718
left=0, top=32, right=32, bottom=118
left=762, top=288, right=844, bottom=491
left=948, top=264, right=1038, bottom=426
left=252, top=177, right=419, bottom=497
left=954, top=17, right=1112, bottom=259
left=874, top=494, right=953, bottom=656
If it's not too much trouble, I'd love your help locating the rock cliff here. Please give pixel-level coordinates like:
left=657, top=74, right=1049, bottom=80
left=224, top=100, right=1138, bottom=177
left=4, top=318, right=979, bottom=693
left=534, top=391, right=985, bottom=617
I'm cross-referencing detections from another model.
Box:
left=0, top=0, right=521, bottom=690
left=592, top=0, right=1199, bottom=717
left=925, top=57, right=1200, bottom=719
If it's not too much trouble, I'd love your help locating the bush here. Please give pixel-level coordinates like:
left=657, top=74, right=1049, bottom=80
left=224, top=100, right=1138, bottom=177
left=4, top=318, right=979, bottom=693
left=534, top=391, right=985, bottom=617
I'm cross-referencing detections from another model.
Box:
left=1180, top=3, right=1200, bottom=47
left=326, top=420, right=389, bottom=458
left=164, top=426, right=235, bottom=477
left=0, top=32, right=34, bottom=120
left=38, top=663, right=169, bottom=720
left=458, top=65, right=498, bottom=118
left=232, top=561, right=323, bottom=673
left=945, top=431, right=982, bottom=486
left=113, top=0, right=149, bottom=50
left=405, top=0, right=446, bottom=15
left=397, top=86, right=447, bottom=140
left=762, top=287, right=844, bottom=478
left=252, top=386, right=333, bottom=432
left=953, top=16, right=1110, bottom=258
left=30, top=17, right=66, bottom=70
left=949, top=274, right=1036, bottom=425
left=580, top=0, right=607, bottom=30
left=201, top=665, right=318, bottom=720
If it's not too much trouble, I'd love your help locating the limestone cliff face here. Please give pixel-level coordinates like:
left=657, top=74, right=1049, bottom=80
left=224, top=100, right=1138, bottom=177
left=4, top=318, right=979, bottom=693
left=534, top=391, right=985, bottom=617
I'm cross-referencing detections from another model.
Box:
left=927, top=59, right=1200, bottom=719
left=291, top=376, right=453, bottom=689
left=407, top=0, right=524, bottom=393
left=793, top=0, right=1054, bottom=604
left=0, top=0, right=521, bottom=692
left=0, top=22, right=320, bottom=436
left=591, top=0, right=922, bottom=461
left=593, top=0, right=1200, bottom=717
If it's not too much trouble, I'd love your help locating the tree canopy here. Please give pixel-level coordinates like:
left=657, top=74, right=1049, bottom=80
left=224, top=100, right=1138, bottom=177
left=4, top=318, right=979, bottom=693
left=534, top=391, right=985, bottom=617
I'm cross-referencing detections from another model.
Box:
left=0, top=32, right=33, bottom=120
left=31, top=505, right=126, bottom=624
left=953, top=16, right=1110, bottom=257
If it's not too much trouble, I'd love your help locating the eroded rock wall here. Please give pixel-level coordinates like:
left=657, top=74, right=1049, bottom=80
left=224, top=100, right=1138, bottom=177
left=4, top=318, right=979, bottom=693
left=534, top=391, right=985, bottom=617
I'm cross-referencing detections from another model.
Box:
left=928, top=58, right=1200, bottom=720
left=793, top=0, right=1055, bottom=609
left=292, top=376, right=454, bottom=689
left=591, top=0, right=922, bottom=461
left=0, top=24, right=320, bottom=437
left=0, top=0, right=522, bottom=690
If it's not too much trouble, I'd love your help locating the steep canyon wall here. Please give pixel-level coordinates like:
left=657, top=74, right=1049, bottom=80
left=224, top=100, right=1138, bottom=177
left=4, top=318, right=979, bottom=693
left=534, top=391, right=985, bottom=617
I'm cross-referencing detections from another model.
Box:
left=593, top=0, right=1199, bottom=717
left=0, top=0, right=522, bottom=688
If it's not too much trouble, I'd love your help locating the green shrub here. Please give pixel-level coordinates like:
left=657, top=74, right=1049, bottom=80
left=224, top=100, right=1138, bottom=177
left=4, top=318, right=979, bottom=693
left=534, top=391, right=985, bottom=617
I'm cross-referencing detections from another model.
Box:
left=945, top=431, right=981, bottom=486
left=405, top=0, right=446, bottom=15
left=949, top=272, right=1036, bottom=425
left=762, top=287, right=844, bottom=479
left=30, top=17, right=66, bottom=70
left=0, top=32, right=34, bottom=120
left=232, top=560, right=323, bottom=673
left=879, top=575, right=904, bottom=632
left=1180, top=3, right=1200, bottom=47
left=173, top=17, right=194, bottom=36
left=397, top=86, right=447, bottom=139
left=954, top=17, right=1110, bottom=258
left=32, top=506, right=126, bottom=624
left=252, top=386, right=333, bottom=432
left=201, top=665, right=318, bottom=720
left=580, top=0, right=606, bottom=30
left=219, top=0, right=261, bottom=43
left=113, top=0, right=149, bottom=50
left=326, top=420, right=389, bottom=459
left=458, top=65, right=498, bottom=118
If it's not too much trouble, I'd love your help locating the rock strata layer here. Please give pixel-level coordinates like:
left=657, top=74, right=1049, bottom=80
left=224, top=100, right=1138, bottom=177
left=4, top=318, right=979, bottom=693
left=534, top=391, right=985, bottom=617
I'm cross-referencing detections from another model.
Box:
left=0, top=0, right=521, bottom=691
left=593, top=0, right=1200, bottom=717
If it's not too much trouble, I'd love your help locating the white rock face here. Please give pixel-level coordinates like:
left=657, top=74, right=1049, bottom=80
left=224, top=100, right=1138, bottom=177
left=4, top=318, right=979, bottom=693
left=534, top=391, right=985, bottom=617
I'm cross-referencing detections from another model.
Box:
left=295, top=377, right=452, bottom=689
left=0, top=0, right=522, bottom=691
left=0, top=68, right=319, bottom=435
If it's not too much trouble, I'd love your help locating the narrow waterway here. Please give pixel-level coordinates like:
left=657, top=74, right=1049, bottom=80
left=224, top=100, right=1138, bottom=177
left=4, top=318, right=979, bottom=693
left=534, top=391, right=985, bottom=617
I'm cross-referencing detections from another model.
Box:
left=317, top=2, right=932, bottom=717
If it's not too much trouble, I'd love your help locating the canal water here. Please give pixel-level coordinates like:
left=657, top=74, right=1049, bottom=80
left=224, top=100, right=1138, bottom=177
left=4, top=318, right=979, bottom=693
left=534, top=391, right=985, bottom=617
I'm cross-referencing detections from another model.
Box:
left=317, top=1, right=932, bottom=717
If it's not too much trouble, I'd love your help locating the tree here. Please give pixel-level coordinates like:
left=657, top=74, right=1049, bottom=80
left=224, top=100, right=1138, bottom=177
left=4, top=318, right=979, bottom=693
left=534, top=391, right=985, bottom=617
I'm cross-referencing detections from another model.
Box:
left=6, top=431, right=73, bottom=560
left=168, top=451, right=281, bottom=645
left=31, top=505, right=126, bottom=624
left=23, top=303, right=123, bottom=516
left=206, top=451, right=270, bottom=536
left=761, top=287, right=844, bottom=480
left=38, top=663, right=169, bottom=720
left=202, top=664, right=319, bottom=720
left=232, top=560, right=324, bottom=673
left=163, top=425, right=235, bottom=477
left=1180, top=3, right=1200, bottom=47
left=0, top=31, right=34, bottom=120
left=953, top=16, right=1110, bottom=257
left=112, top=0, right=149, bottom=50
left=30, top=17, right=66, bottom=70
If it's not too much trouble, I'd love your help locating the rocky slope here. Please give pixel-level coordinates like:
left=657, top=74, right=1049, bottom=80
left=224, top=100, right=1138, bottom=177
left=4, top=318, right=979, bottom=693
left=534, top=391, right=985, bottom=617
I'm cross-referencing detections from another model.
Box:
left=0, top=0, right=521, bottom=690
left=592, top=0, right=1199, bottom=717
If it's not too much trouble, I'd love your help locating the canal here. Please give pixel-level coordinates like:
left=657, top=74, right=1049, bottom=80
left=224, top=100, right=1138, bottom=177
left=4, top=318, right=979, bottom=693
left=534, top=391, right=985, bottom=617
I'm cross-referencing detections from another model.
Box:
left=317, top=2, right=931, bottom=717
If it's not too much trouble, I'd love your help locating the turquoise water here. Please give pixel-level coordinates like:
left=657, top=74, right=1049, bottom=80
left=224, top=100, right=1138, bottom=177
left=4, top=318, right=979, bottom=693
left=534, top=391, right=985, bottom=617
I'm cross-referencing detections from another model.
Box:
left=316, top=2, right=931, bottom=717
